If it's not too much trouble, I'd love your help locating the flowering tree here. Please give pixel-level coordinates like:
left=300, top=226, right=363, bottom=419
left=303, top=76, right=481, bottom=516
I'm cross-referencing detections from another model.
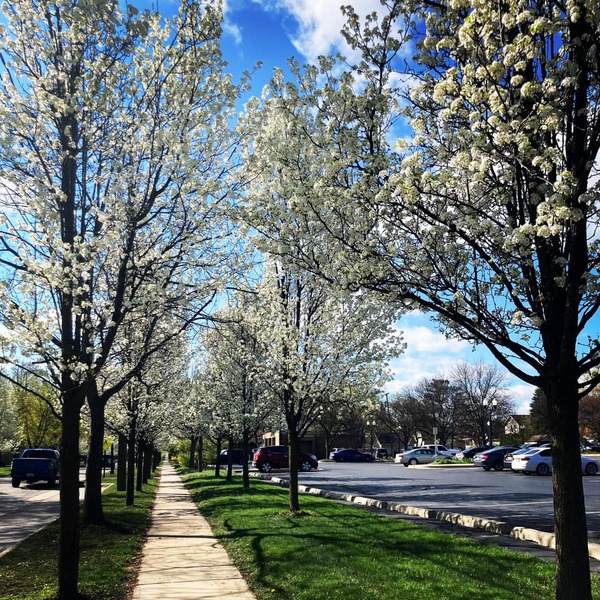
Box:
left=0, top=377, right=17, bottom=452
left=0, top=0, right=242, bottom=597
left=171, top=373, right=212, bottom=471
left=202, top=300, right=275, bottom=488
left=241, top=1, right=600, bottom=595
left=251, top=262, right=401, bottom=511
left=104, top=323, right=189, bottom=505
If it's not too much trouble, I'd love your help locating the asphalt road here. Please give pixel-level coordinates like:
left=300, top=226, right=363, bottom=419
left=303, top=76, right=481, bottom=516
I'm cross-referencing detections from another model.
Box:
left=0, top=474, right=87, bottom=557
left=0, top=479, right=62, bottom=557
left=291, top=461, right=600, bottom=542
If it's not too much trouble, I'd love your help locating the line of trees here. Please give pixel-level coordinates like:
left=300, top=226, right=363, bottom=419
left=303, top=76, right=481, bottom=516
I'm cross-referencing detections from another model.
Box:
left=0, top=1, right=245, bottom=598
left=236, top=2, right=600, bottom=597
left=379, top=362, right=514, bottom=450
left=1, top=1, right=599, bottom=598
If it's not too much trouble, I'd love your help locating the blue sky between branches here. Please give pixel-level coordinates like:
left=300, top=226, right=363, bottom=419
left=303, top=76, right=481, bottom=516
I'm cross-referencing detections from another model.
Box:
left=141, top=0, right=538, bottom=412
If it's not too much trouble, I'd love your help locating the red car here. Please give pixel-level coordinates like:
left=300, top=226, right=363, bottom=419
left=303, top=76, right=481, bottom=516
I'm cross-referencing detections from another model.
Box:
left=252, top=445, right=318, bottom=473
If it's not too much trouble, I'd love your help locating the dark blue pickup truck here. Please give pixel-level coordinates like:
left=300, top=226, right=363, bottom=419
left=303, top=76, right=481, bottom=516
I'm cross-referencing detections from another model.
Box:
left=11, top=448, right=61, bottom=488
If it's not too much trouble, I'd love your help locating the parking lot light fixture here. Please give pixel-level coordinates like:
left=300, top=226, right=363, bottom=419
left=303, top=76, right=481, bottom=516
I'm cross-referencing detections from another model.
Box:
left=366, top=419, right=375, bottom=453
left=483, top=399, right=498, bottom=446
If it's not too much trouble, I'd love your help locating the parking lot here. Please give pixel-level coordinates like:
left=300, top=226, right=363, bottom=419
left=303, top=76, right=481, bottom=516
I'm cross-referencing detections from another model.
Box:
left=289, top=460, right=600, bottom=542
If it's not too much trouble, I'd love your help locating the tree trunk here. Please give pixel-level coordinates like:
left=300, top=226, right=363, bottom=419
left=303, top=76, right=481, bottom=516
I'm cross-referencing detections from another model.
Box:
left=143, top=443, right=152, bottom=483
left=547, top=383, right=592, bottom=600
left=83, top=387, right=105, bottom=525
left=136, top=440, right=144, bottom=491
left=226, top=435, right=234, bottom=482
left=214, top=438, right=222, bottom=477
left=242, top=431, right=250, bottom=490
left=117, top=433, right=127, bottom=491
left=198, top=436, right=203, bottom=471
left=57, top=388, right=82, bottom=600
left=288, top=429, right=300, bottom=512
left=126, top=417, right=136, bottom=506
left=189, top=435, right=197, bottom=471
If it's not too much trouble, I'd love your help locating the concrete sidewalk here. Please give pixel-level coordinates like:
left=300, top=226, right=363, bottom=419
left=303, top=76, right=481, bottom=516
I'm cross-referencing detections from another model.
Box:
left=132, top=463, right=255, bottom=600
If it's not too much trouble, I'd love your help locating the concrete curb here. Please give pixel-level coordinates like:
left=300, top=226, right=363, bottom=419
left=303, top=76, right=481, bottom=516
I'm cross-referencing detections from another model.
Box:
left=250, top=472, right=599, bottom=560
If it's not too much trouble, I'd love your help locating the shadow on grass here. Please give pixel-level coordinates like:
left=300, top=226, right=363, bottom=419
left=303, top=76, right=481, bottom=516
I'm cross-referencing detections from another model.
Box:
left=182, top=473, right=558, bottom=600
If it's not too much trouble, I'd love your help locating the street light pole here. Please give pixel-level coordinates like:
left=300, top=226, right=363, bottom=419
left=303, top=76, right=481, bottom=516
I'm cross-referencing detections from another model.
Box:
left=384, top=393, right=392, bottom=456
left=366, top=419, right=375, bottom=453
left=483, top=399, right=498, bottom=446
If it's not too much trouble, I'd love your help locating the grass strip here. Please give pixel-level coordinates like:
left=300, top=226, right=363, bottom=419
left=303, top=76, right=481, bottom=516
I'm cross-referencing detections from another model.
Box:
left=0, top=467, right=10, bottom=477
left=0, top=477, right=157, bottom=600
left=183, top=471, right=600, bottom=600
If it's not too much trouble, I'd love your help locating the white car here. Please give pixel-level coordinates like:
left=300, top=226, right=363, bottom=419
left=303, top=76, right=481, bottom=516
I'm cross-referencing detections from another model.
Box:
left=511, top=447, right=599, bottom=476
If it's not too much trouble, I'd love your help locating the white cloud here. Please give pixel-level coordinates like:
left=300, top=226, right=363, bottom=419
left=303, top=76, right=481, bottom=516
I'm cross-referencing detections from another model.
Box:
left=250, top=0, right=384, bottom=64
left=385, top=312, right=535, bottom=414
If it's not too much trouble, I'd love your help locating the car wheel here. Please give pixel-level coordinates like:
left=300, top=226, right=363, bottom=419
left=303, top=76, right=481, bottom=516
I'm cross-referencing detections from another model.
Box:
left=585, top=462, right=599, bottom=475
left=48, top=477, right=56, bottom=487
left=300, top=461, right=312, bottom=472
left=493, top=461, right=504, bottom=471
left=11, top=478, right=20, bottom=488
left=409, top=458, right=417, bottom=465
left=536, top=463, right=550, bottom=476
left=259, top=462, right=272, bottom=473
left=483, top=466, right=491, bottom=471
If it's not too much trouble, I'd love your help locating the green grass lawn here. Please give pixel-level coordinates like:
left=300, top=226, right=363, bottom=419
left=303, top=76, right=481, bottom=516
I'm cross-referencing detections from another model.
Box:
left=0, top=466, right=10, bottom=477
left=0, top=477, right=157, bottom=600
left=183, top=471, right=600, bottom=600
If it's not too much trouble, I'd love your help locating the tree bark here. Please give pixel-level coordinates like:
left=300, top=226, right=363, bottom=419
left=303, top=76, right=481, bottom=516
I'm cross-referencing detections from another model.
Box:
left=226, top=435, right=234, bottom=482
left=83, top=387, right=105, bottom=525
left=57, top=388, right=82, bottom=600
left=143, top=443, right=152, bottom=483
left=547, top=382, right=592, bottom=600
left=242, top=432, right=250, bottom=490
left=198, top=436, right=203, bottom=472
left=288, top=429, right=300, bottom=512
left=214, top=438, right=222, bottom=477
left=117, top=433, right=127, bottom=491
left=126, top=417, right=136, bottom=506
left=136, top=440, right=144, bottom=492
left=189, top=435, right=197, bottom=471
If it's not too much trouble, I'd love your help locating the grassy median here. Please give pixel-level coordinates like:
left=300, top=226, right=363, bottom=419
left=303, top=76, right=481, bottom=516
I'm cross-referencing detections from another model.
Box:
left=183, top=471, right=600, bottom=600
left=0, top=476, right=157, bottom=600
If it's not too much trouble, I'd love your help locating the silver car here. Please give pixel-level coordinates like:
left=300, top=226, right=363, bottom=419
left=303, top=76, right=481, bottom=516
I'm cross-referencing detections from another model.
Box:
left=398, top=448, right=440, bottom=466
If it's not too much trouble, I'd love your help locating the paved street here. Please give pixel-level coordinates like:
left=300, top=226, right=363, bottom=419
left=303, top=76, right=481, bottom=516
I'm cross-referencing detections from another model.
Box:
left=290, top=461, right=600, bottom=542
left=0, top=475, right=86, bottom=557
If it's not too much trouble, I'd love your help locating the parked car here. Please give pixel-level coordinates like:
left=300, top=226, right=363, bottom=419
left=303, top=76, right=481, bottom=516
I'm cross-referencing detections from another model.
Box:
left=10, top=448, right=60, bottom=488
left=252, top=445, right=318, bottom=473
left=473, top=446, right=519, bottom=471
left=419, top=444, right=454, bottom=458
left=509, top=447, right=546, bottom=472
left=397, top=448, right=441, bottom=466
left=503, top=446, right=536, bottom=469
left=455, top=446, right=490, bottom=460
left=511, top=447, right=599, bottom=475
left=332, top=449, right=375, bottom=462
left=328, top=447, right=346, bottom=459
left=582, top=442, right=600, bottom=453
left=218, top=448, right=251, bottom=465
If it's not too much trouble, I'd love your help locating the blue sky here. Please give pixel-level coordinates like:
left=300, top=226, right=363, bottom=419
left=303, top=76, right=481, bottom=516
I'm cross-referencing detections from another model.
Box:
left=214, top=0, right=537, bottom=414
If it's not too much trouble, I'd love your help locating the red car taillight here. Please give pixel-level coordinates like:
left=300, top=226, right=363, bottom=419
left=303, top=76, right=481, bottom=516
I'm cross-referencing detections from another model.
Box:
left=481, top=454, right=489, bottom=459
